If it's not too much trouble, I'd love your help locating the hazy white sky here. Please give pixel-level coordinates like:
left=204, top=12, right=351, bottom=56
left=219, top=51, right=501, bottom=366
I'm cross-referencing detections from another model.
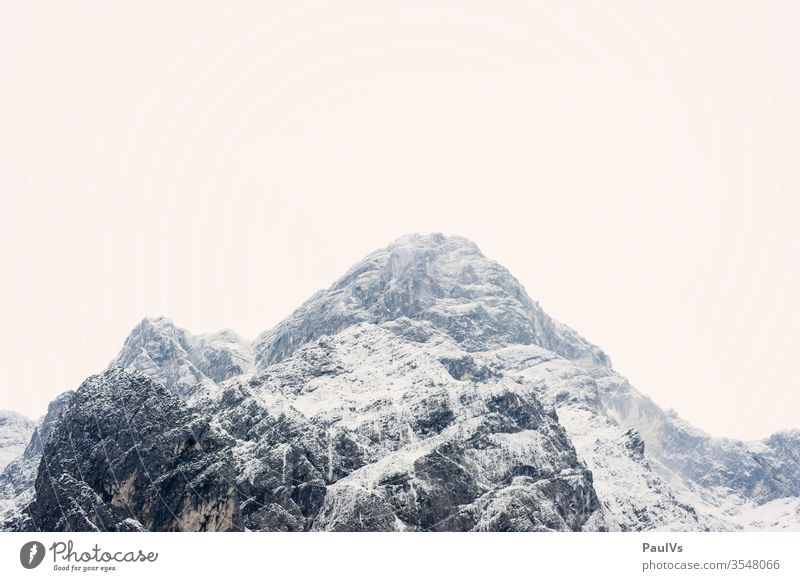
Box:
left=1, top=1, right=798, bottom=439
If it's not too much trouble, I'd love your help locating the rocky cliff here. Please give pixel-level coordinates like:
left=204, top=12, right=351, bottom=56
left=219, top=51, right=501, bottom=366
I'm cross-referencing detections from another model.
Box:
left=2, top=233, right=798, bottom=531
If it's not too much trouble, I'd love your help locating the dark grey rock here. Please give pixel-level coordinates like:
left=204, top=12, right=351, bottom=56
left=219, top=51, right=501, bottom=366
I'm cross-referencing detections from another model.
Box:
left=24, top=369, right=240, bottom=532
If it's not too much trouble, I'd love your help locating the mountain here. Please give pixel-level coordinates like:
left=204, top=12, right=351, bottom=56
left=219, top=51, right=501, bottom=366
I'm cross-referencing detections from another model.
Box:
left=596, top=372, right=800, bottom=526
left=253, top=233, right=609, bottom=369
left=19, top=328, right=610, bottom=532
left=0, top=411, right=33, bottom=472
left=26, top=369, right=237, bottom=532
left=0, top=392, right=73, bottom=529
left=1, top=233, right=797, bottom=531
left=233, top=322, right=608, bottom=531
left=110, top=316, right=254, bottom=401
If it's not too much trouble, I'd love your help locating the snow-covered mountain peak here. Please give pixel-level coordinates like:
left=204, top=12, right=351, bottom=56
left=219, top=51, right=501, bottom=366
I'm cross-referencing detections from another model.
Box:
left=383, top=232, right=483, bottom=266
left=2, top=234, right=798, bottom=532
left=254, top=233, right=609, bottom=369
left=110, top=316, right=254, bottom=400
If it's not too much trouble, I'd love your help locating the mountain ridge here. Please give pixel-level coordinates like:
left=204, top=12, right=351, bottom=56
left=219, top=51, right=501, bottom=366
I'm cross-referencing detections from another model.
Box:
left=1, top=232, right=797, bottom=531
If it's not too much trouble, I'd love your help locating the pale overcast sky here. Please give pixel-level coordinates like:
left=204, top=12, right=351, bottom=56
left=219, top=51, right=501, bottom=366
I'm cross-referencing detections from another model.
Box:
left=1, top=1, right=798, bottom=439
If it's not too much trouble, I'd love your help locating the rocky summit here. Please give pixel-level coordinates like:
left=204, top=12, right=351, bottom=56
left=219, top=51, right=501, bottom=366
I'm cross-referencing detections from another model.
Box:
left=1, top=233, right=798, bottom=531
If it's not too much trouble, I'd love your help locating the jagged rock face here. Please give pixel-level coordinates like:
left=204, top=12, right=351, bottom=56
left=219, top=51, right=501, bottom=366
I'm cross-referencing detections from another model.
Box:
left=253, top=233, right=609, bottom=369
left=110, top=317, right=253, bottom=401
left=22, top=391, right=74, bottom=461
left=212, top=382, right=330, bottom=531
left=0, top=411, right=33, bottom=472
left=0, top=410, right=35, bottom=527
left=17, top=326, right=605, bottom=532
left=490, top=344, right=714, bottom=531
left=3, top=233, right=799, bottom=531
left=764, top=431, right=800, bottom=491
left=247, top=323, right=606, bottom=531
left=597, top=373, right=800, bottom=520
left=25, top=369, right=240, bottom=532
left=653, top=421, right=800, bottom=501
left=204, top=322, right=605, bottom=531
left=189, top=329, right=254, bottom=384
left=0, top=393, right=74, bottom=530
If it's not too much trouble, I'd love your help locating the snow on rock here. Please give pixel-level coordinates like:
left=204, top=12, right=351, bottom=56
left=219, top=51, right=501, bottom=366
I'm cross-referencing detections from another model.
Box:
left=724, top=497, right=800, bottom=531
left=220, top=322, right=607, bottom=531
left=252, top=233, right=609, bottom=369
left=109, top=316, right=253, bottom=402
left=597, top=372, right=800, bottom=528
left=0, top=411, right=33, bottom=472
left=26, top=369, right=239, bottom=532
left=3, top=233, right=798, bottom=531
left=0, top=391, right=73, bottom=529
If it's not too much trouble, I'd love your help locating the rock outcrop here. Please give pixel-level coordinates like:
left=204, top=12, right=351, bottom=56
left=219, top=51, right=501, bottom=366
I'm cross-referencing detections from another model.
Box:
left=26, top=369, right=239, bottom=532
left=2, top=233, right=798, bottom=531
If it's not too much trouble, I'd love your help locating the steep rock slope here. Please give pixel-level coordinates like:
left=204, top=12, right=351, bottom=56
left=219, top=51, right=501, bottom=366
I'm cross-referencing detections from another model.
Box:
left=0, top=392, right=73, bottom=529
left=241, top=322, right=607, bottom=531
left=247, top=234, right=798, bottom=529
left=18, top=331, right=607, bottom=532
left=489, top=344, right=714, bottom=530
left=3, top=233, right=798, bottom=531
left=253, top=234, right=608, bottom=369
left=597, top=373, right=800, bottom=525
left=243, top=234, right=715, bottom=529
left=110, top=316, right=253, bottom=401
left=0, top=411, right=33, bottom=472
left=25, top=369, right=239, bottom=532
